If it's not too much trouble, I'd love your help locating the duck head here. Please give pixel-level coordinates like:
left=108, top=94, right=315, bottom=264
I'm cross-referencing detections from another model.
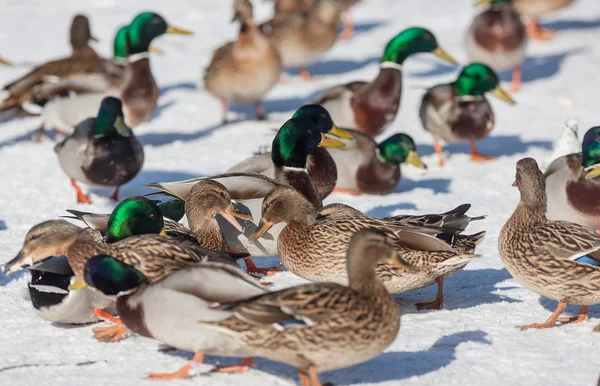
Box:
left=512, top=158, right=546, bottom=206
left=70, top=14, right=98, bottom=50
left=378, top=133, right=425, bottom=168
left=292, top=104, right=353, bottom=139
left=381, top=27, right=457, bottom=66
left=127, top=12, right=192, bottom=55
left=475, top=0, right=513, bottom=7
left=94, top=97, right=131, bottom=137
left=105, top=196, right=165, bottom=243
left=456, top=63, right=516, bottom=105
left=84, top=255, right=147, bottom=296
left=582, top=127, right=600, bottom=180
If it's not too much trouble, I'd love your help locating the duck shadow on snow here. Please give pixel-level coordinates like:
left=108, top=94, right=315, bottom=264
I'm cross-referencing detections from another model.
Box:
left=498, top=48, right=587, bottom=85
left=542, top=17, right=600, bottom=31
left=158, top=81, right=197, bottom=97
left=365, top=203, right=417, bottom=218
left=395, top=177, right=451, bottom=194
left=136, top=122, right=226, bottom=147
left=163, top=330, right=490, bottom=383
left=0, top=220, right=6, bottom=231
left=417, top=135, right=552, bottom=159
left=538, top=297, right=600, bottom=319
left=285, top=55, right=380, bottom=78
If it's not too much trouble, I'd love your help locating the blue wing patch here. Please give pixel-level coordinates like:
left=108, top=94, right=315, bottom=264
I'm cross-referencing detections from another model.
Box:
left=575, top=255, right=600, bottom=267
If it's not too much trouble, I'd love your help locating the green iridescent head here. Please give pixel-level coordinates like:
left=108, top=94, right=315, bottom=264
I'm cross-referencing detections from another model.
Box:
left=455, top=63, right=516, bottom=104
left=582, top=127, right=600, bottom=172
left=105, top=197, right=164, bottom=243
left=84, top=255, right=147, bottom=296
left=476, top=0, right=512, bottom=7
left=292, top=105, right=353, bottom=139
left=271, top=118, right=345, bottom=168
left=113, top=25, right=129, bottom=59
left=158, top=199, right=185, bottom=222
left=127, top=12, right=192, bottom=55
left=381, top=27, right=457, bottom=65
left=94, top=97, right=131, bottom=137
left=378, top=133, right=426, bottom=168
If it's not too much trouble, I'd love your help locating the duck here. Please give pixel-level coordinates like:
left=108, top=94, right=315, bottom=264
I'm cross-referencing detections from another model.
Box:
left=203, top=229, right=409, bottom=385
left=260, top=0, right=344, bottom=80
left=54, top=96, right=144, bottom=203
left=39, top=12, right=193, bottom=133
left=328, top=130, right=426, bottom=195
left=81, top=253, right=268, bottom=379
left=204, top=0, right=282, bottom=123
left=545, top=118, right=580, bottom=168
left=226, top=104, right=353, bottom=200
left=513, top=0, right=576, bottom=41
left=272, top=0, right=313, bottom=13
left=146, top=118, right=345, bottom=257
left=0, top=14, right=102, bottom=112
left=250, top=186, right=485, bottom=309
left=545, top=126, right=600, bottom=229
left=420, top=62, right=516, bottom=167
left=312, top=27, right=457, bottom=137
left=499, top=157, right=600, bottom=330
left=466, top=0, right=527, bottom=92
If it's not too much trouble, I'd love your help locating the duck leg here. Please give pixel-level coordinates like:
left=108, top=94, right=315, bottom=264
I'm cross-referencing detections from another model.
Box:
left=525, top=19, right=556, bottom=41
left=70, top=179, right=92, bottom=204
left=300, top=67, right=312, bottom=81
left=32, top=123, right=47, bottom=142
left=517, top=302, right=566, bottom=330
left=512, top=66, right=521, bottom=92
left=242, top=257, right=283, bottom=276
left=469, top=140, right=496, bottom=162
left=558, top=306, right=589, bottom=324
left=340, top=8, right=354, bottom=40
left=146, top=353, right=205, bottom=380
left=220, top=99, right=228, bottom=124
left=255, top=102, right=267, bottom=121
left=110, top=186, right=120, bottom=202
left=212, top=357, right=257, bottom=373
left=434, top=138, right=445, bottom=167
left=92, top=308, right=130, bottom=342
left=416, top=276, right=444, bottom=310
left=332, top=187, right=362, bottom=195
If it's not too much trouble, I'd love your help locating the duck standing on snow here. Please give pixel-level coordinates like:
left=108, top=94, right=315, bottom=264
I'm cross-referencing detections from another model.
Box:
left=499, top=157, right=600, bottom=330
left=466, top=0, right=527, bottom=92
left=54, top=97, right=144, bottom=203
left=545, top=126, right=600, bottom=228
left=420, top=62, right=515, bottom=166
left=328, top=130, right=426, bottom=195
left=204, top=0, right=282, bottom=122
left=312, top=27, right=457, bottom=137
left=513, top=0, right=576, bottom=41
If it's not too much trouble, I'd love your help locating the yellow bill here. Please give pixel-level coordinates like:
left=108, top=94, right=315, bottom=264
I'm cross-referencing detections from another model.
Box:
left=319, top=133, right=345, bottom=148
left=68, top=278, right=88, bottom=291
left=433, top=47, right=458, bottom=65
left=248, top=220, right=273, bottom=242
left=148, top=46, right=163, bottom=55
left=474, top=0, right=492, bottom=5
left=490, top=86, right=516, bottom=105
left=328, top=124, right=354, bottom=139
left=585, top=165, right=600, bottom=180
left=167, top=25, right=193, bottom=35
left=228, top=203, right=253, bottom=222
left=159, top=229, right=168, bottom=237
left=406, top=150, right=426, bottom=169
left=0, top=56, right=12, bottom=66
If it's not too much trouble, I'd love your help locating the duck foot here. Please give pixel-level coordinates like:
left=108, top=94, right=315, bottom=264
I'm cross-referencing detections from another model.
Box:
left=146, top=353, right=204, bottom=381
left=71, top=179, right=92, bottom=204
left=242, top=257, right=283, bottom=276
left=512, top=66, right=521, bottom=92
left=220, top=99, right=229, bottom=124
left=339, top=9, right=354, bottom=40
left=298, top=365, right=322, bottom=386
left=434, top=138, right=445, bottom=167
left=558, top=306, right=588, bottom=324
left=332, top=187, right=362, bottom=196
left=255, top=102, right=267, bottom=121
left=93, top=323, right=130, bottom=342
left=300, top=67, right=313, bottom=81
left=212, top=357, right=256, bottom=374
left=110, top=186, right=120, bottom=202
left=516, top=302, right=566, bottom=330
left=416, top=277, right=444, bottom=310
left=93, top=308, right=120, bottom=324
left=525, top=19, right=555, bottom=41
left=469, top=140, right=495, bottom=162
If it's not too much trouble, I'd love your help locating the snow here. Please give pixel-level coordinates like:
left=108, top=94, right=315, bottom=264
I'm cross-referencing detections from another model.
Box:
left=1, top=0, right=600, bottom=385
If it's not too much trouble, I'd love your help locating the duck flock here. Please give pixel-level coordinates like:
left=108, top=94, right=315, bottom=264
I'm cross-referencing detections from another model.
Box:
left=1, top=0, right=599, bottom=385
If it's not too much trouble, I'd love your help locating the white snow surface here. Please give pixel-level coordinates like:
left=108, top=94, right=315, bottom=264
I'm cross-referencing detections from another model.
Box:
left=1, top=0, right=600, bottom=385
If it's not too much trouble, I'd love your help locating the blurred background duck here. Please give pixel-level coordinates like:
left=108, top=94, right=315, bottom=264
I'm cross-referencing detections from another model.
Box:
left=545, top=118, right=580, bottom=168
left=466, top=0, right=527, bottom=92
left=545, top=126, right=600, bottom=229
left=513, top=0, right=576, bottom=40
left=329, top=131, right=426, bottom=195
left=260, top=0, right=343, bottom=80
left=499, top=158, right=600, bottom=330
left=38, top=12, right=192, bottom=134
left=204, top=0, right=282, bottom=123
left=420, top=62, right=515, bottom=167
left=54, top=97, right=143, bottom=203
left=226, top=104, right=353, bottom=200
left=313, top=27, right=457, bottom=137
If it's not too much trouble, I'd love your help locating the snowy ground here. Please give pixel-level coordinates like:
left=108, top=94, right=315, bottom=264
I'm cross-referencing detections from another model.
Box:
left=1, top=0, right=600, bottom=384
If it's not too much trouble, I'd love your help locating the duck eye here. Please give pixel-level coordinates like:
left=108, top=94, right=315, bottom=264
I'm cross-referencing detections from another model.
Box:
left=29, top=234, right=41, bottom=241
left=308, top=129, right=313, bottom=134
left=149, top=213, right=157, bottom=220
left=153, top=16, right=161, bottom=24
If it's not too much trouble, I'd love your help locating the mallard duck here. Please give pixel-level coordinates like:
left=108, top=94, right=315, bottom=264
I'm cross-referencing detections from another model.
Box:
left=260, top=0, right=343, bottom=80
left=312, top=27, right=457, bottom=137
left=499, top=157, right=600, bottom=330
left=250, top=186, right=484, bottom=309
left=0, top=14, right=102, bottom=111
left=226, top=104, right=353, bottom=199
left=466, top=0, right=527, bottom=91
left=545, top=126, right=600, bottom=228
left=545, top=119, right=580, bottom=168
left=54, top=96, right=143, bottom=203
left=39, top=12, right=192, bottom=133
left=194, top=229, right=409, bottom=385
left=82, top=254, right=267, bottom=379
left=513, top=0, right=576, bottom=40
left=420, top=62, right=516, bottom=167
left=204, top=0, right=282, bottom=122
left=146, top=118, right=345, bottom=257
left=328, top=129, right=426, bottom=195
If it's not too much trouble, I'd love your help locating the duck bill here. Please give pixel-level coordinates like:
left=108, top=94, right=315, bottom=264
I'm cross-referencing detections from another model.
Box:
left=406, top=150, right=426, bottom=169
left=228, top=203, right=253, bottom=222
left=328, top=124, right=354, bottom=139
left=148, top=46, right=163, bottom=55
left=159, top=229, right=168, bottom=236
left=474, top=0, right=491, bottom=5
left=248, top=220, right=273, bottom=242
left=220, top=204, right=251, bottom=232
left=490, top=86, right=516, bottom=105
left=68, top=278, right=88, bottom=291
left=3, top=249, right=32, bottom=275
left=585, top=165, right=600, bottom=180
left=166, top=25, right=193, bottom=35
left=319, top=133, right=345, bottom=148
left=390, top=252, right=417, bottom=272
left=433, top=47, right=458, bottom=65
left=0, top=57, right=12, bottom=66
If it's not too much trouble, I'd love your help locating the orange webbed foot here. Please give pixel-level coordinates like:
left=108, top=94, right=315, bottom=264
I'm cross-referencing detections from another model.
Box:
left=212, top=357, right=257, bottom=374
left=146, top=363, right=193, bottom=381
left=92, top=323, right=130, bottom=342
left=242, top=258, right=283, bottom=276
left=332, top=187, right=363, bottom=196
